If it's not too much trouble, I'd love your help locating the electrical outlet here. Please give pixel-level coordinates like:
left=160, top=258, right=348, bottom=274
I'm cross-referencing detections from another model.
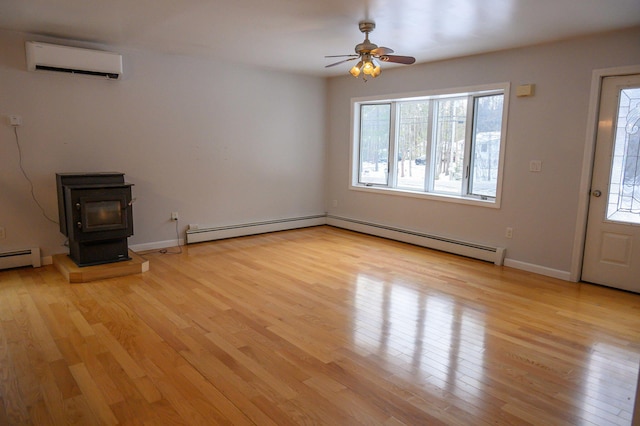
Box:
left=171, top=212, right=179, bottom=221
left=8, top=115, right=22, bottom=126
left=0, top=227, right=5, bottom=239
left=505, top=227, right=513, bottom=239
left=529, top=160, right=542, bottom=172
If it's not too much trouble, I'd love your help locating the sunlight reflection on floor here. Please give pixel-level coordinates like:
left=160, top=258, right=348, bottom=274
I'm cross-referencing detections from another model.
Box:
left=352, top=273, right=486, bottom=403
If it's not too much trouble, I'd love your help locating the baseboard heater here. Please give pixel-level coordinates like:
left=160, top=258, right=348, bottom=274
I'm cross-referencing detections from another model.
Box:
left=186, top=215, right=327, bottom=244
left=0, top=247, right=42, bottom=270
left=184, top=213, right=505, bottom=266
left=327, top=215, right=506, bottom=266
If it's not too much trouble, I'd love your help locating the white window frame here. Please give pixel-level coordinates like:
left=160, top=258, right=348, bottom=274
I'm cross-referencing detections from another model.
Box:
left=349, top=83, right=510, bottom=208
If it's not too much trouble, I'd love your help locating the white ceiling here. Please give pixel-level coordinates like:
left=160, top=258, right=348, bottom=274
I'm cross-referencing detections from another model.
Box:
left=1, top=0, right=639, bottom=77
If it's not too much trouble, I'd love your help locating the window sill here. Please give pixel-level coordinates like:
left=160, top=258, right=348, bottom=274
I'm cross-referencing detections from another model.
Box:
left=349, top=184, right=501, bottom=209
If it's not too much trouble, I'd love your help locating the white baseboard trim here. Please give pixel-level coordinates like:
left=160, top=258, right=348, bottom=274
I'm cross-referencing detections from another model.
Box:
left=130, top=239, right=185, bottom=253
left=185, top=215, right=327, bottom=244
left=503, top=258, right=572, bottom=281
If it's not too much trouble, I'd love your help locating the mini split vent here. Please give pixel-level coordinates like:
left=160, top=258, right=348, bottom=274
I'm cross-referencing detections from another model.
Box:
left=25, top=41, right=123, bottom=80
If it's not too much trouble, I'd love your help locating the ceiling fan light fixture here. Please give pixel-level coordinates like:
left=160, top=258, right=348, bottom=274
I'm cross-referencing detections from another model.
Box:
left=349, top=60, right=363, bottom=77
left=362, top=59, right=374, bottom=75
left=372, top=61, right=381, bottom=78
left=325, top=20, right=415, bottom=81
left=359, top=56, right=382, bottom=78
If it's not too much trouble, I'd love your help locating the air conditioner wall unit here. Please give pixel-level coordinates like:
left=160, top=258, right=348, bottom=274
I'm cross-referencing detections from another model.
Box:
left=25, top=41, right=123, bottom=80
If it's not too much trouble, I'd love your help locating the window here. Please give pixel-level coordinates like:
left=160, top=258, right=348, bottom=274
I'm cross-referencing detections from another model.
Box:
left=352, top=84, right=509, bottom=206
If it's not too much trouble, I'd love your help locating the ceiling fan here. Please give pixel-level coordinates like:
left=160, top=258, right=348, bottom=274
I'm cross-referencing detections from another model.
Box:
left=325, top=20, right=416, bottom=80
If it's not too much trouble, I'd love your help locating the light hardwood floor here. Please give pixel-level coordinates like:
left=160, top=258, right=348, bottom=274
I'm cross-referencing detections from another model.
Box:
left=1, top=226, right=639, bottom=425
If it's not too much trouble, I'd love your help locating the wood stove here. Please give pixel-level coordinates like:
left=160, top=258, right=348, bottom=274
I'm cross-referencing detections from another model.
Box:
left=56, top=173, right=134, bottom=266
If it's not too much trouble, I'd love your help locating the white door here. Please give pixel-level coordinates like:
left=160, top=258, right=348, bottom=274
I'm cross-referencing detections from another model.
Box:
left=582, top=74, right=640, bottom=292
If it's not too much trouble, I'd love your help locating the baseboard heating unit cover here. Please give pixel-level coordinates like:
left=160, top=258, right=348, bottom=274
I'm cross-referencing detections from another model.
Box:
left=327, top=215, right=506, bottom=265
left=0, top=247, right=42, bottom=270
left=186, top=215, right=326, bottom=244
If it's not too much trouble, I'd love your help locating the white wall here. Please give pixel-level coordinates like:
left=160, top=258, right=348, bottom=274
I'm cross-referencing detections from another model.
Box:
left=0, top=30, right=326, bottom=258
left=325, top=27, right=640, bottom=278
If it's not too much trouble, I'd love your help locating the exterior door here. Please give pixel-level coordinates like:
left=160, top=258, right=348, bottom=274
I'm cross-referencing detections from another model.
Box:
left=582, top=74, right=640, bottom=292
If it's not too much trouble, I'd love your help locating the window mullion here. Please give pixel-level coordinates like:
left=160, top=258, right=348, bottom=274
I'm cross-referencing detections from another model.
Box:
left=388, top=102, right=398, bottom=188
left=421, top=101, right=434, bottom=193
left=462, top=95, right=475, bottom=195
left=425, top=100, right=436, bottom=192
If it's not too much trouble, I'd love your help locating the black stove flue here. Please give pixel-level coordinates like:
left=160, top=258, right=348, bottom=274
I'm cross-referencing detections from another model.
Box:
left=56, top=172, right=134, bottom=267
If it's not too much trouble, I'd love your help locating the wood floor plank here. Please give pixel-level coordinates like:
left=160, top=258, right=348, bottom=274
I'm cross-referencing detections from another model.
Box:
left=68, top=362, right=119, bottom=425
left=1, top=226, right=639, bottom=425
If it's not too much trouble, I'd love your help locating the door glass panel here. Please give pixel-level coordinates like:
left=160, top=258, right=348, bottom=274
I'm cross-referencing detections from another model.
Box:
left=607, top=87, right=640, bottom=224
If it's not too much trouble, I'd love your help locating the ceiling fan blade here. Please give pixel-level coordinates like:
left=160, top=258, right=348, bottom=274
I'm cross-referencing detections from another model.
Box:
left=325, top=57, right=358, bottom=68
left=325, top=54, right=359, bottom=58
left=371, top=46, right=394, bottom=56
left=379, top=55, right=416, bottom=65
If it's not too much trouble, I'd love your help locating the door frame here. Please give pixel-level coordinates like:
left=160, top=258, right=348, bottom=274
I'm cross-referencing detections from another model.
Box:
left=571, top=64, right=640, bottom=282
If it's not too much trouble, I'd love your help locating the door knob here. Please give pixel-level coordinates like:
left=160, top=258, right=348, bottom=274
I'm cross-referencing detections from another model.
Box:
left=592, top=190, right=602, bottom=197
